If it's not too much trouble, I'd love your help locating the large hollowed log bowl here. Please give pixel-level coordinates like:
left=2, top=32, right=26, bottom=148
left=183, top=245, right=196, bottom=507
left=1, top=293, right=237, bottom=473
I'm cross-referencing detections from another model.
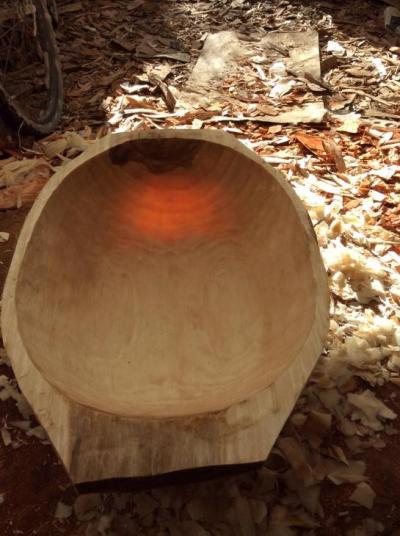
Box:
left=2, top=130, right=329, bottom=483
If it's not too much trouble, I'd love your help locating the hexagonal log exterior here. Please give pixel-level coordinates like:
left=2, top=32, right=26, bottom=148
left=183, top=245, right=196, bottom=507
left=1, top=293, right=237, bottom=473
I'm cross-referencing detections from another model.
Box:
left=2, top=130, right=329, bottom=483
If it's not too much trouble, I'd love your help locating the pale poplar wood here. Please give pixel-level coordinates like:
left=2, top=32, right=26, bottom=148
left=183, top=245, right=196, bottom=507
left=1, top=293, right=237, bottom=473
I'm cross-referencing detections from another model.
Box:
left=2, top=130, right=329, bottom=483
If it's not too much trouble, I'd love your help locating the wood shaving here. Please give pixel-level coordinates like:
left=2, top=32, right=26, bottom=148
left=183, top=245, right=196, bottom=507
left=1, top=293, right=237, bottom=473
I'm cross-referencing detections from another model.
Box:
left=349, top=482, right=376, bottom=509
left=347, top=390, right=397, bottom=431
left=54, top=501, right=73, bottom=520
left=328, top=460, right=367, bottom=485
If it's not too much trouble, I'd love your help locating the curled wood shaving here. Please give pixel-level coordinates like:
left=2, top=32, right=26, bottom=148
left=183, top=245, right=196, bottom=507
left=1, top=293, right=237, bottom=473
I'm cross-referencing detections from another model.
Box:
left=347, top=390, right=397, bottom=431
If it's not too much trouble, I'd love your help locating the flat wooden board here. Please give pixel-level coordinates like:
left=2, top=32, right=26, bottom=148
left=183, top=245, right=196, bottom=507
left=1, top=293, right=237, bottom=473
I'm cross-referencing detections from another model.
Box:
left=181, top=30, right=325, bottom=124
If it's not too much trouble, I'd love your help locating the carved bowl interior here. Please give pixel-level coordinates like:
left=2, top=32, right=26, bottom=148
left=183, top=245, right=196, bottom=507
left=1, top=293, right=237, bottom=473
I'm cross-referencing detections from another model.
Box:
left=14, top=136, right=317, bottom=418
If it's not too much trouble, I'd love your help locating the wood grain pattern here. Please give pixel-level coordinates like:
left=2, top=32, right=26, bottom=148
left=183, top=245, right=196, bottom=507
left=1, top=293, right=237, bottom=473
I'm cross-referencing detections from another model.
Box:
left=2, top=129, right=329, bottom=483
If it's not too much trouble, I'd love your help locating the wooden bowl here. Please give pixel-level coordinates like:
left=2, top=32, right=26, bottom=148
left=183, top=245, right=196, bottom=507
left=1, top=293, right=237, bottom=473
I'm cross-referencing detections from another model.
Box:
left=2, top=130, right=329, bottom=483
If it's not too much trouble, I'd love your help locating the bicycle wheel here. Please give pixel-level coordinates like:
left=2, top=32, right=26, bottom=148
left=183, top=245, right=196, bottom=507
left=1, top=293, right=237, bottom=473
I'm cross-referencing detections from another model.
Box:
left=0, top=0, right=63, bottom=134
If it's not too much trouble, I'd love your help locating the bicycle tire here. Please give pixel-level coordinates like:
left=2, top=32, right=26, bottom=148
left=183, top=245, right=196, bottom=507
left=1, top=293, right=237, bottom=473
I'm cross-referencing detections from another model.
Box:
left=0, top=0, right=63, bottom=134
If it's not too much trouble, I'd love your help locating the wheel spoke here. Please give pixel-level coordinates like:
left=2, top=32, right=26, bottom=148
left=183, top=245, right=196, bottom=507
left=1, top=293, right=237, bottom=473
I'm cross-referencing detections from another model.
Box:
left=0, top=2, right=50, bottom=119
left=0, top=0, right=62, bottom=132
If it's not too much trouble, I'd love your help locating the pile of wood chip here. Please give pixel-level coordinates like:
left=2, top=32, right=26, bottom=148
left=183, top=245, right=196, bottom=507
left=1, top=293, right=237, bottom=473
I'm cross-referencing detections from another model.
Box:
left=1, top=0, right=400, bottom=534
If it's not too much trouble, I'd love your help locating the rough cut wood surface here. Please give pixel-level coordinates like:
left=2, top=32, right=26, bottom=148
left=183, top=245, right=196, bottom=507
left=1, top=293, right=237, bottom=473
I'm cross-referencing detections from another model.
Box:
left=1, top=129, right=329, bottom=483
